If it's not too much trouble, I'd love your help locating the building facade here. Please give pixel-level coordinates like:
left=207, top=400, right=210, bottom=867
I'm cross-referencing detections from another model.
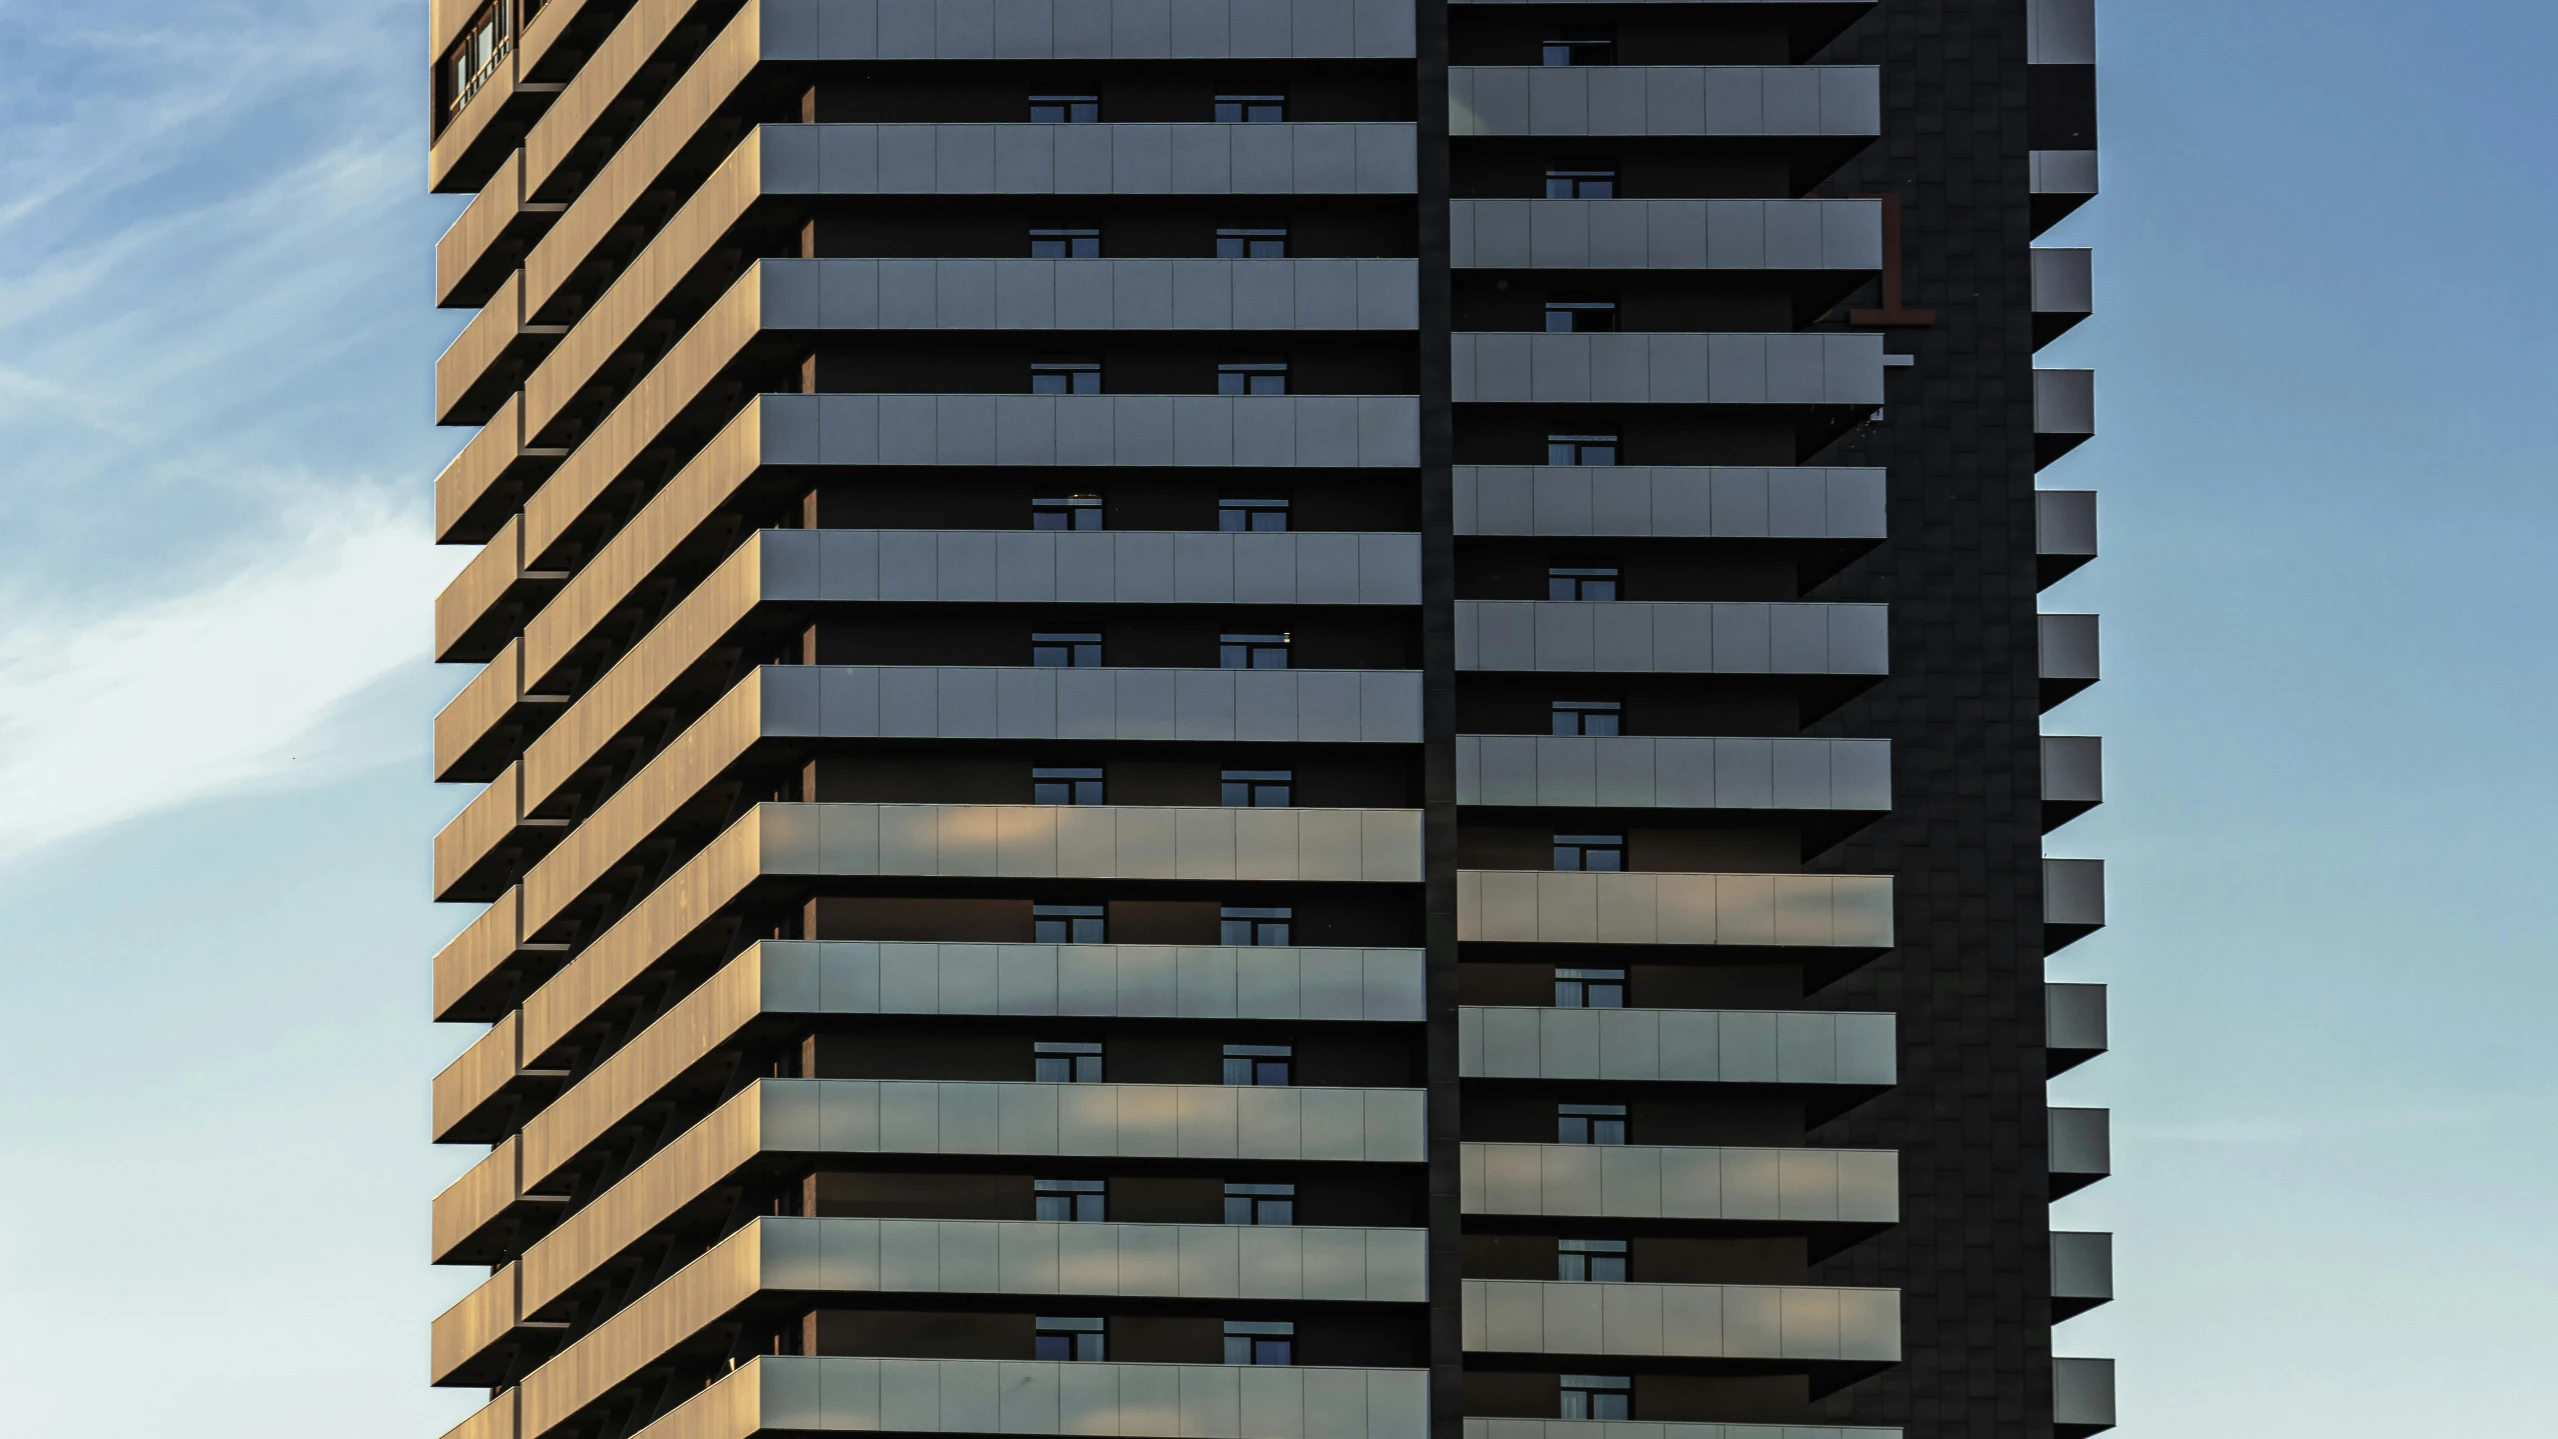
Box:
left=422, top=0, right=2112, bottom=1435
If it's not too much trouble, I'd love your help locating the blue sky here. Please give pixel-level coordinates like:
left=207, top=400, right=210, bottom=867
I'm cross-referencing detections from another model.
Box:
left=0, top=0, right=2551, bottom=1433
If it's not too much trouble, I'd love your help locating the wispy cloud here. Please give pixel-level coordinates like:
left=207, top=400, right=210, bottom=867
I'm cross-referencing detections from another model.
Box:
left=0, top=488, right=462, bottom=863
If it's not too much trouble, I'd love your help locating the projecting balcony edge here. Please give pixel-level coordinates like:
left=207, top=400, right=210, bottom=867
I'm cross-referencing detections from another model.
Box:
left=2041, top=856, right=2103, bottom=952
left=2034, top=369, right=2095, bottom=464
left=512, top=801, right=1423, bottom=1066
left=1457, top=735, right=1888, bottom=814
left=1456, top=601, right=1887, bottom=676
left=2047, top=1107, right=2110, bottom=1197
left=2040, top=734, right=2102, bottom=830
left=437, top=270, right=567, bottom=427
left=1451, top=67, right=1880, bottom=139
left=2053, top=1355, right=2117, bottom=1435
left=457, top=1216, right=1425, bottom=1412
left=1451, top=199, right=1881, bottom=273
left=1461, top=1142, right=1897, bottom=1227
left=2031, top=248, right=2093, bottom=346
left=1461, top=1277, right=1900, bottom=1365
left=1451, top=333, right=1884, bottom=408
left=2036, top=613, right=2098, bottom=710
left=625, top=1355, right=1429, bottom=1439
left=2044, top=981, right=2107, bottom=1077
left=1456, top=871, right=1893, bottom=952
left=1457, top=466, right=1884, bottom=542
left=1459, top=1006, right=1894, bottom=1088
left=2050, top=1229, right=2114, bottom=1319
left=2034, top=489, right=2096, bottom=586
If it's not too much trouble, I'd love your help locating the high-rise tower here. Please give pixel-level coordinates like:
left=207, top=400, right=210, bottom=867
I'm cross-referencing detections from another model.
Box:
left=422, top=0, right=2113, bottom=1435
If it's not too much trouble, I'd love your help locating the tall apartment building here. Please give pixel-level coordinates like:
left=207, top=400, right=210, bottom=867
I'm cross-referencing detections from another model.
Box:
left=422, top=0, right=2113, bottom=1435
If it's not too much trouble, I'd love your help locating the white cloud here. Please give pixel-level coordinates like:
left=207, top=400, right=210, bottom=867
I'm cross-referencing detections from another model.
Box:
left=0, top=488, right=463, bottom=862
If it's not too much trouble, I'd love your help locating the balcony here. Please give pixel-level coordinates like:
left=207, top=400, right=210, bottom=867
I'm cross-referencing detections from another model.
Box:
left=2035, top=489, right=2095, bottom=586
left=2043, top=857, right=2104, bottom=952
left=1461, top=1277, right=1900, bottom=1373
left=2040, top=734, right=2102, bottom=830
left=1456, top=465, right=1884, bottom=543
left=1459, top=1005, right=1894, bottom=1089
left=1461, top=1142, right=1897, bottom=1230
left=1458, top=735, right=1888, bottom=819
left=435, top=937, right=1428, bottom=1145
left=625, top=1355, right=1428, bottom=1439
left=2032, top=248, right=2092, bottom=347
left=2051, top=1229, right=2114, bottom=1320
left=2048, top=1107, right=2110, bottom=1198
left=2053, top=1355, right=2118, bottom=1436
left=2030, top=151, right=2097, bottom=236
left=2045, top=982, right=2107, bottom=1077
left=1458, top=600, right=1886, bottom=681
left=1450, top=199, right=1881, bottom=293
left=435, top=269, right=567, bottom=426
left=1450, top=65, right=1880, bottom=141
left=2037, top=612, right=2098, bottom=710
left=1457, top=869, right=1893, bottom=957
left=2033, top=369, right=2094, bottom=466
left=1451, top=331, right=1884, bottom=409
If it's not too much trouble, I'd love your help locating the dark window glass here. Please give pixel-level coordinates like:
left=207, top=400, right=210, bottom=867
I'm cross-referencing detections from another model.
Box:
left=1551, top=699, right=1621, bottom=736
left=1034, top=767, right=1106, bottom=805
left=1215, top=94, right=1286, bottom=123
left=1034, top=903, right=1107, bottom=944
left=1033, top=494, right=1104, bottom=530
left=1553, top=832, right=1625, bottom=871
left=1544, top=168, right=1617, bottom=199
left=1031, top=94, right=1100, bottom=123
left=1035, top=1178, right=1107, bottom=1222
left=1223, top=1321, right=1294, bottom=1365
left=1216, top=227, right=1288, bottom=258
left=1218, top=360, right=1288, bottom=396
left=1035, top=1316, right=1107, bottom=1361
left=1546, top=433, right=1619, bottom=466
left=1031, top=227, right=1101, bottom=258
left=1554, top=966, right=1626, bottom=1008
left=1221, top=769, right=1292, bottom=807
left=1035, top=1040, right=1105, bottom=1083
left=1558, top=1238, right=1629, bottom=1282
left=1558, top=1103, right=1628, bottom=1146
left=1223, top=1043, right=1293, bottom=1086
left=1220, top=632, right=1289, bottom=669
left=1218, top=498, right=1290, bottom=532
left=1220, top=905, right=1293, bottom=947
left=1224, top=1182, right=1296, bottom=1225
left=1541, top=32, right=1614, bottom=67
left=1544, top=295, right=1618, bottom=333
left=1560, top=1375, right=1631, bottom=1420
left=1032, top=632, right=1104, bottom=667
left=1548, top=565, right=1621, bottom=602
left=1033, top=361, right=1102, bottom=395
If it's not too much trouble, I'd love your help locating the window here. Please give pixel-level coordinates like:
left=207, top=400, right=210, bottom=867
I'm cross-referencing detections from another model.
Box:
left=1224, top=1043, right=1293, bottom=1086
left=1548, top=565, right=1621, bottom=601
left=1033, top=494, right=1104, bottom=530
left=1034, top=903, right=1107, bottom=944
left=1035, top=1178, right=1108, bottom=1221
left=1221, top=768, right=1293, bottom=807
left=1560, top=1375, right=1631, bottom=1420
left=1554, top=966, right=1626, bottom=1009
left=1558, top=1103, right=1628, bottom=1146
left=1035, top=1040, right=1105, bottom=1083
left=442, top=1, right=516, bottom=118
left=1218, top=360, right=1288, bottom=396
left=1545, top=168, right=1617, bottom=199
left=1558, top=1238, right=1629, bottom=1283
left=1551, top=699, right=1621, bottom=737
left=1544, top=295, right=1618, bottom=333
left=1221, top=905, right=1293, bottom=947
left=1542, top=32, right=1614, bottom=67
left=1220, top=632, right=1290, bottom=669
left=1224, top=1182, right=1296, bottom=1225
left=1553, top=832, right=1624, bottom=871
left=1031, top=227, right=1101, bottom=258
left=1033, top=632, right=1104, bottom=667
left=1033, top=360, right=1102, bottom=395
left=1546, top=432, right=1618, bottom=466
left=1034, top=766, right=1106, bottom=805
left=1031, top=93, right=1100, bottom=123
left=1036, top=1316, right=1107, bottom=1361
left=1217, top=227, right=1288, bottom=259
left=1224, top=1320, right=1295, bottom=1365
left=1218, top=497, right=1290, bottom=532
left=1216, top=94, right=1286, bottom=123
